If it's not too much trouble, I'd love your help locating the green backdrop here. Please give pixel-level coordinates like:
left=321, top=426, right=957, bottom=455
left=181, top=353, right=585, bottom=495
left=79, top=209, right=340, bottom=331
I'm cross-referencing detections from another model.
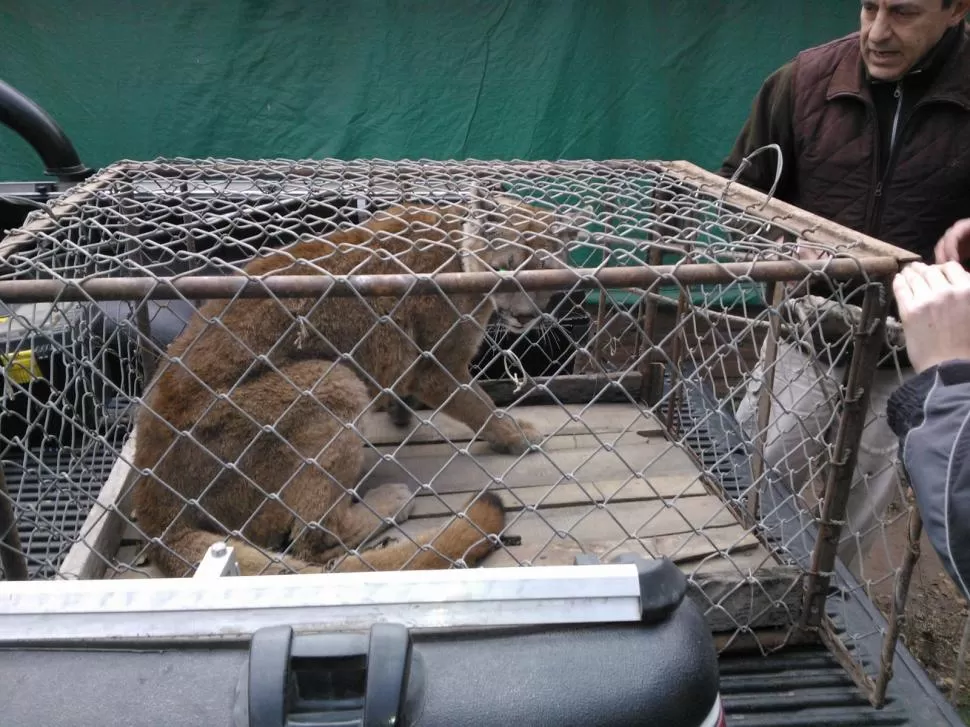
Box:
left=0, top=1, right=857, bottom=180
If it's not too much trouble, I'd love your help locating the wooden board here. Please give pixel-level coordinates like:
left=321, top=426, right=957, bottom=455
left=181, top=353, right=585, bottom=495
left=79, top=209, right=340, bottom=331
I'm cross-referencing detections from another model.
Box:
left=57, top=433, right=139, bottom=581
left=358, top=402, right=666, bottom=447
left=359, top=431, right=700, bottom=495
left=98, top=402, right=801, bottom=633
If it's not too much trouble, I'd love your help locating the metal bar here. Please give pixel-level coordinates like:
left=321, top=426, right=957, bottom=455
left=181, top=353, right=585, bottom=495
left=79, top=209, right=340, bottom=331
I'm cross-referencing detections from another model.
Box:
left=819, top=615, right=878, bottom=699
left=665, top=161, right=922, bottom=264
left=0, top=258, right=902, bottom=304
left=637, top=287, right=777, bottom=332
left=663, top=288, right=690, bottom=436
left=0, top=563, right=642, bottom=643
left=798, top=281, right=890, bottom=631
left=637, top=246, right=666, bottom=406
left=123, top=199, right=159, bottom=385
left=750, top=281, right=785, bottom=518
left=0, top=467, right=28, bottom=581
left=591, top=292, right=609, bottom=369
left=873, top=499, right=923, bottom=707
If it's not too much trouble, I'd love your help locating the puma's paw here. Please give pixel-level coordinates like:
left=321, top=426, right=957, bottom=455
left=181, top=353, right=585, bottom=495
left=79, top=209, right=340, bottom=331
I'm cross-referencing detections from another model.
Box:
left=387, top=398, right=414, bottom=429
left=364, top=482, right=415, bottom=523
left=488, top=417, right=543, bottom=455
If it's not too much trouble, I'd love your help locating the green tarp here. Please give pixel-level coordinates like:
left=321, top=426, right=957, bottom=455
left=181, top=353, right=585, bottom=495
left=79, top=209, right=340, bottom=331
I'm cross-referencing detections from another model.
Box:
left=0, top=1, right=857, bottom=307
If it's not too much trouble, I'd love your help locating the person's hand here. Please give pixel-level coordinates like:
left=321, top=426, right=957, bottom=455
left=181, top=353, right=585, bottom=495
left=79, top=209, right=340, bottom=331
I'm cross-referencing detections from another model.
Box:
left=934, top=218, right=970, bottom=264
left=893, top=261, right=970, bottom=373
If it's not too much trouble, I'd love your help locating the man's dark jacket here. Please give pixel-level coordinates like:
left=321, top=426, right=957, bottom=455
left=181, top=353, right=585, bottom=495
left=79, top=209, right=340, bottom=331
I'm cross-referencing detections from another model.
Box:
left=720, top=22, right=970, bottom=263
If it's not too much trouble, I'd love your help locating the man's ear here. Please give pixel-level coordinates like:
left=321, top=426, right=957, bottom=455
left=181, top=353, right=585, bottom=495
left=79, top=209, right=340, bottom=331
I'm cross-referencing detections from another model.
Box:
left=949, top=0, right=970, bottom=24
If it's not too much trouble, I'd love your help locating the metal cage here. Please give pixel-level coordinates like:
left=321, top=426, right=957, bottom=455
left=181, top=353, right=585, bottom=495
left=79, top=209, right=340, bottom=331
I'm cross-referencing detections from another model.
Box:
left=0, top=156, right=921, bottom=707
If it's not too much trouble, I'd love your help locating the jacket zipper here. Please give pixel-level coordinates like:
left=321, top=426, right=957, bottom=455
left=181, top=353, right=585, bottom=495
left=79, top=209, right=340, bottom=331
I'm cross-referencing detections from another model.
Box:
left=867, top=82, right=904, bottom=237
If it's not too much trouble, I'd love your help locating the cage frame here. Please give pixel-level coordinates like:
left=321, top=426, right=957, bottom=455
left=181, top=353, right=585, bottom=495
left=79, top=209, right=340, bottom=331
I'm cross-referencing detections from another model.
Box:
left=0, top=156, right=924, bottom=707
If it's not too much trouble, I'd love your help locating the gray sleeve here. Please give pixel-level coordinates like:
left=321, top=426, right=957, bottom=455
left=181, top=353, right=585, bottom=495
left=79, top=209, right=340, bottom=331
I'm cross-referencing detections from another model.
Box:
left=888, top=361, right=970, bottom=600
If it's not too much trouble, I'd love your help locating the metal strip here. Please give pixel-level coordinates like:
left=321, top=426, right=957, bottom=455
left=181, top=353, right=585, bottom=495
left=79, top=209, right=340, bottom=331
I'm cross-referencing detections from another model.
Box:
left=0, top=563, right=642, bottom=643
left=0, top=258, right=901, bottom=304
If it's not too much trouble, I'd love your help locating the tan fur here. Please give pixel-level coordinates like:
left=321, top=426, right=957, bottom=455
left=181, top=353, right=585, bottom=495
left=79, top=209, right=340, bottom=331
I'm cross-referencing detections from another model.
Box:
left=130, top=192, right=586, bottom=577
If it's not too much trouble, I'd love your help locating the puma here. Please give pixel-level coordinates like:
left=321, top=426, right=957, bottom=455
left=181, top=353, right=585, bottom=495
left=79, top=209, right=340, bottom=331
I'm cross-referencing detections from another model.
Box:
left=130, top=190, right=587, bottom=577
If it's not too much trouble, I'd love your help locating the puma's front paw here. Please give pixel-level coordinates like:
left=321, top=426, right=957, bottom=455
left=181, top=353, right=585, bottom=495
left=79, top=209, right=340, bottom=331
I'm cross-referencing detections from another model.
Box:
left=364, top=482, right=416, bottom=523
left=387, top=397, right=414, bottom=429
left=487, top=417, right=543, bottom=455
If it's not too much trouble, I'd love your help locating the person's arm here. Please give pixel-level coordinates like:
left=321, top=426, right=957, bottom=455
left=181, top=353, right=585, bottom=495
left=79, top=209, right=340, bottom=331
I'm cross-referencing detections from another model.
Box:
left=718, top=61, right=797, bottom=198
left=888, top=360, right=970, bottom=600
left=888, top=261, right=970, bottom=599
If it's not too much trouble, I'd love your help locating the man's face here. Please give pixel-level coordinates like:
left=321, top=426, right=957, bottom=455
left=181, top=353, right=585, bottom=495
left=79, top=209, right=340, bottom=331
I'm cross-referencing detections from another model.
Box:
left=859, top=0, right=967, bottom=81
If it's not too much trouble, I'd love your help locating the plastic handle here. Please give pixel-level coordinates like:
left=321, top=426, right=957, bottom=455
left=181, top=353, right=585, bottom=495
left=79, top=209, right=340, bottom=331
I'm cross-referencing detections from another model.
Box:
left=248, top=625, right=294, bottom=727
left=363, top=623, right=412, bottom=727
left=242, top=622, right=413, bottom=727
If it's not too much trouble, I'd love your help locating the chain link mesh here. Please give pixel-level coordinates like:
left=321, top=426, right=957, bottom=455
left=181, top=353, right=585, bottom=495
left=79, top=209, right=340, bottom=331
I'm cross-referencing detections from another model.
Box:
left=0, top=157, right=917, bottom=683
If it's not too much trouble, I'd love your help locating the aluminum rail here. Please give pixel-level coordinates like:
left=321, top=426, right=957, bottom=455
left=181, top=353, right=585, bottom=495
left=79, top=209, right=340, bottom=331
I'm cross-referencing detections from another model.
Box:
left=0, top=562, right=643, bottom=643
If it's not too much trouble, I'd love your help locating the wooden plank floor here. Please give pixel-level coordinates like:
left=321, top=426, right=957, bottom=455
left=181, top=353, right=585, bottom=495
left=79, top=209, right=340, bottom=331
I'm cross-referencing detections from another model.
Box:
left=107, top=403, right=777, bottom=578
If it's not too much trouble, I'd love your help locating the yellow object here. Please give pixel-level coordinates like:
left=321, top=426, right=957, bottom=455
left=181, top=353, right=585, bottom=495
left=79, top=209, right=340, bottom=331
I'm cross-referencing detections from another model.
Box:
left=1, top=350, right=42, bottom=385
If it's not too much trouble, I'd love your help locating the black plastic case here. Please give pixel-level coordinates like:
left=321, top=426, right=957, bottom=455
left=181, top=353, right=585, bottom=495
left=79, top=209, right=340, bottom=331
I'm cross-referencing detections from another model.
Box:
left=230, top=558, right=722, bottom=727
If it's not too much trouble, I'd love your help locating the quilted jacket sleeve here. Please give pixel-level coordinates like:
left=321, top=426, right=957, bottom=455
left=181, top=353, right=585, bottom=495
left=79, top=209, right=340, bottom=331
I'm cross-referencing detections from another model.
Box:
left=887, top=359, right=970, bottom=600
left=717, top=60, right=798, bottom=199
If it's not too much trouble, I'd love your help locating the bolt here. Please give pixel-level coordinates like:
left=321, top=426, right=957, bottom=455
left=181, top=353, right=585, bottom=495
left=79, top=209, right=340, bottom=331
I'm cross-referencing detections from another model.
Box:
left=210, top=542, right=228, bottom=558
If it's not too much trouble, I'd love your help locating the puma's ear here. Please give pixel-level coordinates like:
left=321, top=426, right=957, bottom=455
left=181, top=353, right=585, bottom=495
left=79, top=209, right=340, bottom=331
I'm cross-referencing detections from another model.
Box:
left=460, top=185, right=490, bottom=274
left=465, top=183, right=487, bottom=214
left=551, top=204, right=594, bottom=242
left=494, top=193, right=523, bottom=210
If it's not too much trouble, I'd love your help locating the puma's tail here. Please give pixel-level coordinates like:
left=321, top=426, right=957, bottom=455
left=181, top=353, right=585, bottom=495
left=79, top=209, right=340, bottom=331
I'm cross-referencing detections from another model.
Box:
left=332, top=491, right=507, bottom=572
left=148, top=492, right=506, bottom=577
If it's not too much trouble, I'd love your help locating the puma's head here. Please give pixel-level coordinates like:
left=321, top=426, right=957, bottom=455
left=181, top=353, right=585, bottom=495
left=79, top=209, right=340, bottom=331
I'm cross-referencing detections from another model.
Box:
left=459, top=188, right=591, bottom=334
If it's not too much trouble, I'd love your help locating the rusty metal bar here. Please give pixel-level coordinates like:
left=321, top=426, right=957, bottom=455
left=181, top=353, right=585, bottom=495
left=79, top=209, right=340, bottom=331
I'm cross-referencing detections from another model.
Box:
left=0, top=257, right=901, bottom=304
left=819, top=615, right=878, bottom=701
left=666, top=161, right=922, bottom=264
left=663, top=288, right=690, bottom=436
left=798, top=281, right=890, bottom=631
left=0, top=467, right=28, bottom=581
left=873, top=498, right=923, bottom=707
left=591, top=293, right=609, bottom=370
left=123, top=199, right=159, bottom=385
left=749, top=281, right=785, bottom=519
left=637, top=247, right=666, bottom=406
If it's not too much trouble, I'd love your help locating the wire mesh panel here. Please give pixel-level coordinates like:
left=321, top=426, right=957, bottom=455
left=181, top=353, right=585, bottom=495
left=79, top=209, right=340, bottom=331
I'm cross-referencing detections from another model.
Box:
left=0, top=156, right=919, bottom=698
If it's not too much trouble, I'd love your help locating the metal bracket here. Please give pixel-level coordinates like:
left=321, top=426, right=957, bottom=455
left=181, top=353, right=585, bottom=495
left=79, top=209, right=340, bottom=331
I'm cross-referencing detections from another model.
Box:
left=193, top=542, right=241, bottom=579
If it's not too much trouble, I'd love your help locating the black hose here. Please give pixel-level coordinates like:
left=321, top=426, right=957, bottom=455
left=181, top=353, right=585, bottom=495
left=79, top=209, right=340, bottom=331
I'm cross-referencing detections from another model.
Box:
left=0, top=78, right=93, bottom=182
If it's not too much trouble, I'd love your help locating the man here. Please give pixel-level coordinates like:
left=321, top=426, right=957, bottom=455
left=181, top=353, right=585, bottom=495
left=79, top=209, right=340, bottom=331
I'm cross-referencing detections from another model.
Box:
left=888, top=257, right=970, bottom=600
left=718, top=0, right=970, bottom=573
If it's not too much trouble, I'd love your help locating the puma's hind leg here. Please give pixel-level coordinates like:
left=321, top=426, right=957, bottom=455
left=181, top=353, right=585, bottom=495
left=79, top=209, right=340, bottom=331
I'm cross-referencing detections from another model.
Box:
left=253, top=360, right=416, bottom=569
left=298, top=482, right=416, bottom=564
